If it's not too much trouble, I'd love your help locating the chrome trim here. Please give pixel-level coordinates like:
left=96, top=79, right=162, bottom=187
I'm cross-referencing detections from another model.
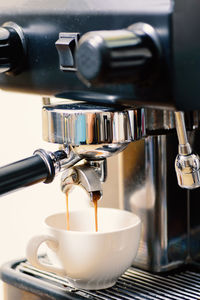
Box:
left=175, top=111, right=192, bottom=155
left=117, top=135, right=188, bottom=272
left=42, top=103, right=136, bottom=144
left=42, top=103, right=145, bottom=159
left=145, top=109, right=175, bottom=131
left=50, top=147, right=81, bottom=174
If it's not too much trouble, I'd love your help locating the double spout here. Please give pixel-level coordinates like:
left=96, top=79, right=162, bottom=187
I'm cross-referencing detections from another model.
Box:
left=61, top=160, right=107, bottom=200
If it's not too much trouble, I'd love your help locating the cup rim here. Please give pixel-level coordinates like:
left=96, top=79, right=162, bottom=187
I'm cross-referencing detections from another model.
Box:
left=45, top=207, right=141, bottom=235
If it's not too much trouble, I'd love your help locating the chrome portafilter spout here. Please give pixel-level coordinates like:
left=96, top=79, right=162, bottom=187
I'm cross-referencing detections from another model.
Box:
left=60, top=160, right=106, bottom=201
left=174, top=111, right=200, bottom=189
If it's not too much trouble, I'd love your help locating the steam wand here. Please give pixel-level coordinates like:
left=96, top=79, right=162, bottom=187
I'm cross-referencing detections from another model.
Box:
left=0, top=147, right=81, bottom=196
left=174, top=111, right=200, bottom=189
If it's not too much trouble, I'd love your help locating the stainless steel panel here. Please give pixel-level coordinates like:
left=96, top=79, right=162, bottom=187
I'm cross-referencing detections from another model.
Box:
left=102, top=130, right=200, bottom=272
left=188, top=130, right=200, bottom=268
left=119, top=134, right=188, bottom=272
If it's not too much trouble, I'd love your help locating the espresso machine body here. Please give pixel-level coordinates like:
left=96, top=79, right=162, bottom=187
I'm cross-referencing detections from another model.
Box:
left=0, top=0, right=200, bottom=299
left=0, top=0, right=198, bottom=111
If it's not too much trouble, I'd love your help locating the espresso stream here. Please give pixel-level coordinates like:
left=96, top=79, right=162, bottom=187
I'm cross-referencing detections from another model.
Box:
left=65, top=191, right=101, bottom=232
left=65, top=191, right=70, bottom=231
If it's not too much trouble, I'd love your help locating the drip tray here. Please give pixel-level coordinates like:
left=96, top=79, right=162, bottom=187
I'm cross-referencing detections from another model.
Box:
left=1, top=259, right=200, bottom=300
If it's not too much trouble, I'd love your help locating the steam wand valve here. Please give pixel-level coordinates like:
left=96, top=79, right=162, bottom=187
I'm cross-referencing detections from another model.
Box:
left=61, top=159, right=106, bottom=200
left=174, top=111, right=200, bottom=189
left=0, top=147, right=81, bottom=196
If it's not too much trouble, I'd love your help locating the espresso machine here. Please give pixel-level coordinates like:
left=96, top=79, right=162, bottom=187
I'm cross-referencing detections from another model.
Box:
left=0, top=0, right=200, bottom=299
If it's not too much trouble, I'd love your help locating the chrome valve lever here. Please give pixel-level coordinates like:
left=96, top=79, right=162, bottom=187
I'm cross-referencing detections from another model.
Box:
left=174, top=111, right=200, bottom=189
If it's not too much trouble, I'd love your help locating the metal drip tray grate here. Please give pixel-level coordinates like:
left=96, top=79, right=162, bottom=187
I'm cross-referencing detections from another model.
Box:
left=13, top=261, right=200, bottom=300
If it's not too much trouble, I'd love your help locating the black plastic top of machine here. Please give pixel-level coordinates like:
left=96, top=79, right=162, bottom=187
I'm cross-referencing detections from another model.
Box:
left=0, top=0, right=199, bottom=111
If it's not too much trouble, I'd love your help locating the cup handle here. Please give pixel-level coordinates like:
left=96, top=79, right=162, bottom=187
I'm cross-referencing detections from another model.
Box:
left=26, top=235, right=65, bottom=276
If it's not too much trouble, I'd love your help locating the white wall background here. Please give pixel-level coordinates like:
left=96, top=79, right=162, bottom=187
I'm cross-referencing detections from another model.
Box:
left=0, top=91, right=90, bottom=298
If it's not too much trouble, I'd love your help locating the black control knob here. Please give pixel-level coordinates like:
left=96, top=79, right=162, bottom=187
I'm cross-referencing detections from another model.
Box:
left=0, top=22, right=26, bottom=75
left=76, top=23, right=161, bottom=85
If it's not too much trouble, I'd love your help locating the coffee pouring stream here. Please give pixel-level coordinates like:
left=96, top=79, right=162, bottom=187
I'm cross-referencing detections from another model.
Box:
left=61, top=160, right=105, bottom=232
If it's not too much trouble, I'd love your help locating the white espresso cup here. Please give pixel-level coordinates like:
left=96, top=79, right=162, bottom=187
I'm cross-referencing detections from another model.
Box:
left=26, top=207, right=141, bottom=290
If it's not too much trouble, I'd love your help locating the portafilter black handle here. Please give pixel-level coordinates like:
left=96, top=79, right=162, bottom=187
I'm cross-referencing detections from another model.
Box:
left=0, top=149, right=81, bottom=196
